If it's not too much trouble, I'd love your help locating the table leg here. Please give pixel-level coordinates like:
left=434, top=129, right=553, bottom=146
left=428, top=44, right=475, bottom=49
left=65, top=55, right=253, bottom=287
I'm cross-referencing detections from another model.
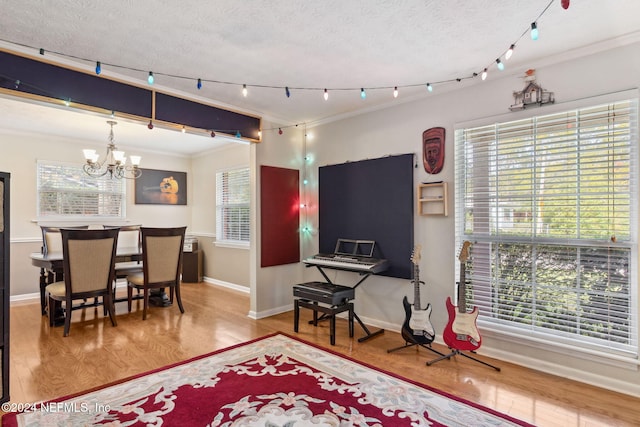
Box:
left=39, top=267, right=47, bottom=315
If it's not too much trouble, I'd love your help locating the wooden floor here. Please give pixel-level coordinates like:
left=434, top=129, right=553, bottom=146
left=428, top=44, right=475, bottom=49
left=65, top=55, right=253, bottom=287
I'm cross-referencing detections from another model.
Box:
left=3, top=282, right=639, bottom=426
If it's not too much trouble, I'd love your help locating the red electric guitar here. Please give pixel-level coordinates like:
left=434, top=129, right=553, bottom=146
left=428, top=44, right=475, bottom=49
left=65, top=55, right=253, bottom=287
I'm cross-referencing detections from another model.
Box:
left=442, top=241, right=481, bottom=352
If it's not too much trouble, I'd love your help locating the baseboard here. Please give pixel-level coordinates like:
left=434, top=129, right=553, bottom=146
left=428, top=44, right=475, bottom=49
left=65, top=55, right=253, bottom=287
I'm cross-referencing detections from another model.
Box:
left=202, top=277, right=249, bottom=294
left=10, top=292, right=40, bottom=305
left=249, top=304, right=292, bottom=320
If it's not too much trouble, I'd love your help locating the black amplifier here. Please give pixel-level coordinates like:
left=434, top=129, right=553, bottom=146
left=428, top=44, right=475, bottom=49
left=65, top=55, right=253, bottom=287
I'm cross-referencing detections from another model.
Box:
left=293, top=281, right=355, bottom=305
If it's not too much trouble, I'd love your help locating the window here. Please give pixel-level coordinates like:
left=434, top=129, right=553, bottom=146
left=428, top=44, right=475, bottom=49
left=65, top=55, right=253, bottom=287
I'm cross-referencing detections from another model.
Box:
left=455, top=98, right=638, bottom=360
left=216, top=167, right=250, bottom=245
left=37, top=160, right=125, bottom=218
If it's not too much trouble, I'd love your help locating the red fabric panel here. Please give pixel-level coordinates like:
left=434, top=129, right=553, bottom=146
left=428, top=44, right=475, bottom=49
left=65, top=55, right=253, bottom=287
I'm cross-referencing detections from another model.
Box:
left=260, top=165, right=300, bottom=267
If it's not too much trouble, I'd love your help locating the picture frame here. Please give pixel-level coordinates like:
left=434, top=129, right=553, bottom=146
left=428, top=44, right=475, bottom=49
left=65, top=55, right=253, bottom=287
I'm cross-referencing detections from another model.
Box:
left=135, top=168, right=187, bottom=205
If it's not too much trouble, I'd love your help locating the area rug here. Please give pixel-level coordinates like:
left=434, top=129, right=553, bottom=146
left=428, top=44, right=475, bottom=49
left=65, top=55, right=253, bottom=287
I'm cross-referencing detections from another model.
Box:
left=3, top=333, right=534, bottom=426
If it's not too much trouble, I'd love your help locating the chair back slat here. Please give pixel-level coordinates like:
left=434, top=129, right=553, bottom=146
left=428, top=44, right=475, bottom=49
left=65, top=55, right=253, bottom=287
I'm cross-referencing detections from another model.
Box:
left=146, top=235, right=183, bottom=283
left=61, top=228, right=119, bottom=296
left=67, top=238, right=116, bottom=293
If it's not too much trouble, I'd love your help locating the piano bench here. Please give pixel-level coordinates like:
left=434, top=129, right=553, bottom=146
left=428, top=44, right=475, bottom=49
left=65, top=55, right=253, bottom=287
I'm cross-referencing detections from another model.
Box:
left=294, top=299, right=354, bottom=345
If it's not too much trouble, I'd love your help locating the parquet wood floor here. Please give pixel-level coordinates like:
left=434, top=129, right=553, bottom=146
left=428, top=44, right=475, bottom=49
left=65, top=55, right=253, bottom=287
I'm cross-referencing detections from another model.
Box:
left=3, top=283, right=639, bottom=426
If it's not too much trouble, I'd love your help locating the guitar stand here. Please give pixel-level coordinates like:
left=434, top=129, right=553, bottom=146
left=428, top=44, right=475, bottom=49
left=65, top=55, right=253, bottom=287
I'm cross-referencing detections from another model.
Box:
left=426, top=348, right=501, bottom=371
left=387, top=340, right=446, bottom=357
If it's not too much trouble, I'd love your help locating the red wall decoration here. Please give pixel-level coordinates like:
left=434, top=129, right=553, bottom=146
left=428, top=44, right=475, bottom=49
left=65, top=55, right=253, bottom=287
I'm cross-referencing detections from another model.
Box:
left=260, top=165, right=300, bottom=267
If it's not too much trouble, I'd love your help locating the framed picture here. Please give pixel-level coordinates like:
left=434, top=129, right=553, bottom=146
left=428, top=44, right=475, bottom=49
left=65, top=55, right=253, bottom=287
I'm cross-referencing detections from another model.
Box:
left=135, top=168, right=187, bottom=205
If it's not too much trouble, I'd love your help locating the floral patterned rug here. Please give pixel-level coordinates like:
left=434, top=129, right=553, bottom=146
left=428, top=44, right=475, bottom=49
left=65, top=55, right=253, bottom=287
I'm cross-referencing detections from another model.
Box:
left=3, top=333, right=534, bottom=426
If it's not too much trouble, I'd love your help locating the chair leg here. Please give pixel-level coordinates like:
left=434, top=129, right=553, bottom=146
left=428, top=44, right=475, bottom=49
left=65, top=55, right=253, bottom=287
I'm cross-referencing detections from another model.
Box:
left=175, top=284, right=185, bottom=314
left=127, top=285, right=133, bottom=312
left=143, top=288, right=149, bottom=320
left=63, top=303, right=72, bottom=337
left=105, top=294, right=117, bottom=327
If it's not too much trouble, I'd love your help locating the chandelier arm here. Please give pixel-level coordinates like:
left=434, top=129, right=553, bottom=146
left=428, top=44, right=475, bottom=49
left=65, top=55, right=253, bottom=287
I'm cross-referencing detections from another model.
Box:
left=83, top=163, right=110, bottom=178
left=82, top=121, right=142, bottom=179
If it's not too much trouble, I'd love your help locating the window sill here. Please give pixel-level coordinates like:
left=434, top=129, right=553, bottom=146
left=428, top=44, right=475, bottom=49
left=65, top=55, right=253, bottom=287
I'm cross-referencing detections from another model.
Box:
left=214, top=240, right=250, bottom=250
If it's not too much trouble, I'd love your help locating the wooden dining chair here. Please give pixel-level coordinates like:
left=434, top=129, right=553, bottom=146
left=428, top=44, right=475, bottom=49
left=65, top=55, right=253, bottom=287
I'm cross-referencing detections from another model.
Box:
left=45, top=228, right=120, bottom=337
left=127, top=226, right=187, bottom=320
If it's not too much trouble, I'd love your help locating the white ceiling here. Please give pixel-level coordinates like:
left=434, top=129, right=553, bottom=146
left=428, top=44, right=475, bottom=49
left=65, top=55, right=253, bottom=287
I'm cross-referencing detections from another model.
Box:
left=1, top=0, right=640, bottom=155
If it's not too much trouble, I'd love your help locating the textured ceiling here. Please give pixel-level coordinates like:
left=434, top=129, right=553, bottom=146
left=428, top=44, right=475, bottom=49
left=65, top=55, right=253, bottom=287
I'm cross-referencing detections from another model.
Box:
left=1, top=0, right=640, bottom=155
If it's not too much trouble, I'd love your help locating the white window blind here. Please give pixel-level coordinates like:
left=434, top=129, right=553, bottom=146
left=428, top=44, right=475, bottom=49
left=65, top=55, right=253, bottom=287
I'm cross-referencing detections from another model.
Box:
left=455, top=99, right=638, bottom=358
left=37, top=160, right=125, bottom=218
left=216, top=167, right=250, bottom=243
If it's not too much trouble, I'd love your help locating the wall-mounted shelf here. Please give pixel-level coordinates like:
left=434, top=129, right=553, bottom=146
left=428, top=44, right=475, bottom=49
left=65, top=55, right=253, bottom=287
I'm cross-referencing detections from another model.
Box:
left=418, top=182, right=448, bottom=216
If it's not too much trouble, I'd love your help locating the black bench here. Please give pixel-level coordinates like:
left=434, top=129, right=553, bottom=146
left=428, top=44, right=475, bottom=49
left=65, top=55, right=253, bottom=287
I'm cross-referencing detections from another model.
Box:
left=293, top=281, right=355, bottom=345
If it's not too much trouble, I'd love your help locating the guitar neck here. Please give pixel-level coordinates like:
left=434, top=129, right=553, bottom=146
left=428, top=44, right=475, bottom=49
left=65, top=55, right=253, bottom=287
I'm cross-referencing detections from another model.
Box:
left=413, top=263, right=421, bottom=310
left=457, top=260, right=467, bottom=313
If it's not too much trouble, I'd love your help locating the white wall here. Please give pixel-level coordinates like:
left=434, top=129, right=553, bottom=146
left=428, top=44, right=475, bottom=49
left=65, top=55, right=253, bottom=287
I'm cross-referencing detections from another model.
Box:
left=191, top=142, right=251, bottom=288
left=289, top=42, right=640, bottom=396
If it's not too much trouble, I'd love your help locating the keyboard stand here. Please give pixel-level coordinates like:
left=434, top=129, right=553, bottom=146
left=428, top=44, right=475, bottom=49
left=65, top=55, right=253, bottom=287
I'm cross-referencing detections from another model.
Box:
left=310, top=265, right=385, bottom=342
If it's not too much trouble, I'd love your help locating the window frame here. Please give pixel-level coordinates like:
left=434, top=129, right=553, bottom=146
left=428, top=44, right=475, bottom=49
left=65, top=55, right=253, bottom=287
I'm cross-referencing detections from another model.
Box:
left=215, top=166, right=250, bottom=249
left=454, top=92, right=639, bottom=365
left=36, top=159, right=126, bottom=221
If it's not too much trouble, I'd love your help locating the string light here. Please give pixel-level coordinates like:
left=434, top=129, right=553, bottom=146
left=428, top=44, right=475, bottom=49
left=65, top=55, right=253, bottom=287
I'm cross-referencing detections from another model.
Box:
left=278, top=128, right=283, bottom=135
left=7, top=1, right=555, bottom=111
left=181, top=126, right=186, bottom=133
left=505, top=44, right=515, bottom=60
left=147, top=120, right=154, bottom=129
left=530, top=22, right=539, bottom=40
left=235, top=130, right=241, bottom=138
left=210, top=130, right=216, bottom=137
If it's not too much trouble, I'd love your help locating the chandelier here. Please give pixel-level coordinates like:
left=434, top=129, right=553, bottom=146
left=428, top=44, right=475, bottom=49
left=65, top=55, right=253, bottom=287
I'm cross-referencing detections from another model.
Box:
left=83, top=120, right=142, bottom=179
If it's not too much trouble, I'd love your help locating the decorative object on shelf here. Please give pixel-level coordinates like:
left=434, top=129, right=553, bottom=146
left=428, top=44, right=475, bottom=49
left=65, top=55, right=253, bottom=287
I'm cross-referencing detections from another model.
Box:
left=422, top=127, right=445, bottom=174
left=135, top=168, right=186, bottom=205
left=83, top=121, right=142, bottom=179
left=509, top=69, right=555, bottom=111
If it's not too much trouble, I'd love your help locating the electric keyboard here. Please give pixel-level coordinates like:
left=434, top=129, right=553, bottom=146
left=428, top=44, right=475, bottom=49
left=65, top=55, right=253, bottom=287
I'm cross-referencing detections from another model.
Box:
left=304, top=253, right=389, bottom=274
